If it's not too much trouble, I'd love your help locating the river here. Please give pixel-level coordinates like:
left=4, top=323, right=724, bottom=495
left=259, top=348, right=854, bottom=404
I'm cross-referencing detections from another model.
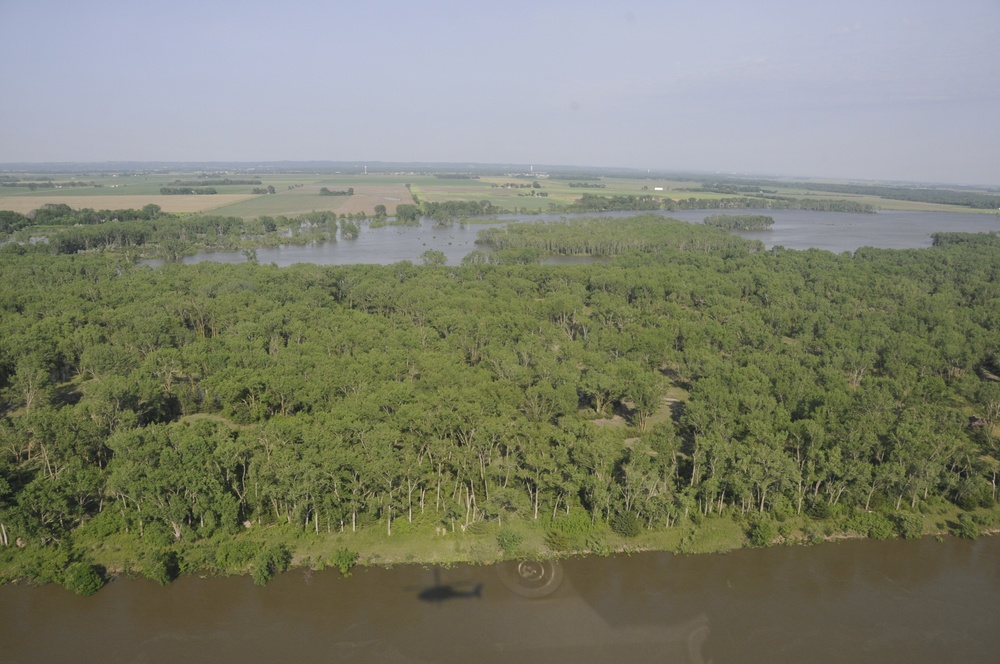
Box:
left=142, top=209, right=999, bottom=268
left=2, top=536, right=998, bottom=663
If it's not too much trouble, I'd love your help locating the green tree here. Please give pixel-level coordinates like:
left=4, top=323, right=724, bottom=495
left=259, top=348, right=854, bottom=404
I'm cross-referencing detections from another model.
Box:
left=420, top=249, right=447, bottom=266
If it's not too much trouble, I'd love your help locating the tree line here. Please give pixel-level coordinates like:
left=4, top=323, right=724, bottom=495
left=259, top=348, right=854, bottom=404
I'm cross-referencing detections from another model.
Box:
left=552, top=194, right=876, bottom=214
left=704, top=214, right=774, bottom=231
left=159, top=187, right=217, bottom=195
left=701, top=179, right=1000, bottom=210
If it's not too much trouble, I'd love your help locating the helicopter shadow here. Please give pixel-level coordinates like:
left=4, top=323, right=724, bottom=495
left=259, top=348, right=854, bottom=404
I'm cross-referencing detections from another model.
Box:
left=414, top=568, right=484, bottom=604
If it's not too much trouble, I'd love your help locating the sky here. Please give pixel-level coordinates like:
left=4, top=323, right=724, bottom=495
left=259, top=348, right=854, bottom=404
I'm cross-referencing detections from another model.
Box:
left=1, top=0, right=998, bottom=185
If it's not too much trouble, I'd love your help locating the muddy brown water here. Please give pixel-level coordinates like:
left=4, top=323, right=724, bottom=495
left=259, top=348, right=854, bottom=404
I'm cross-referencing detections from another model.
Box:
left=2, top=536, right=998, bottom=663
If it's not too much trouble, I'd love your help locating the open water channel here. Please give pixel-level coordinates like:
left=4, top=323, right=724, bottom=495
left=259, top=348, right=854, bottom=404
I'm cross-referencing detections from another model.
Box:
left=144, top=209, right=1000, bottom=268
left=2, top=537, right=998, bottom=663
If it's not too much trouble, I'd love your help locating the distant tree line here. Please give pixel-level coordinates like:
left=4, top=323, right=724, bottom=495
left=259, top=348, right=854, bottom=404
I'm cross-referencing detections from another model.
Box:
left=0, top=204, right=354, bottom=259
left=552, top=195, right=876, bottom=214
left=562, top=194, right=665, bottom=212
left=0, top=203, right=163, bottom=230
left=932, top=232, right=1000, bottom=248
left=320, top=187, right=354, bottom=196
left=159, top=187, right=217, bottom=195
left=252, top=186, right=276, bottom=195
left=704, top=214, right=774, bottom=231
left=701, top=179, right=1000, bottom=210
left=1, top=181, right=98, bottom=189
left=568, top=182, right=607, bottom=189
left=170, top=179, right=262, bottom=186
left=395, top=204, right=421, bottom=223
left=421, top=200, right=503, bottom=222
left=477, top=215, right=760, bottom=256
left=684, top=183, right=778, bottom=195
left=492, top=182, right=542, bottom=189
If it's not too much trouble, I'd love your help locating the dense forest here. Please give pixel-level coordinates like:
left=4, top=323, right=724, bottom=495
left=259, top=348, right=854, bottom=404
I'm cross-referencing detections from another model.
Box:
left=1, top=212, right=999, bottom=591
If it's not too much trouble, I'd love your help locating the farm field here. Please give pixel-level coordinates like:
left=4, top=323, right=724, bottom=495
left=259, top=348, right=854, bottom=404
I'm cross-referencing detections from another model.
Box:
left=2, top=168, right=995, bottom=218
left=0, top=194, right=256, bottom=214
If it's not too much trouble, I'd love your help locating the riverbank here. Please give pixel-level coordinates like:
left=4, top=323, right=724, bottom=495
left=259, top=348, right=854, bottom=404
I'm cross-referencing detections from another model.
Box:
left=5, top=499, right=995, bottom=594
left=286, top=500, right=998, bottom=570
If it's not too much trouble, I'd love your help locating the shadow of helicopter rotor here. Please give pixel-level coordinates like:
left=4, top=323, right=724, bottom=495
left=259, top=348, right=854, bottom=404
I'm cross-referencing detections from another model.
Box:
left=413, top=567, right=485, bottom=604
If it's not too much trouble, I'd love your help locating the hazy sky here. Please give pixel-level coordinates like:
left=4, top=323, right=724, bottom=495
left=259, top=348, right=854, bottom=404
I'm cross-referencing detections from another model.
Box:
left=2, top=0, right=998, bottom=185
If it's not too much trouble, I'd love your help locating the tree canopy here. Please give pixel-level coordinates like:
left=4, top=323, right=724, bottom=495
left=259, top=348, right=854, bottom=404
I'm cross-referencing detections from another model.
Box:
left=1, top=213, right=999, bottom=585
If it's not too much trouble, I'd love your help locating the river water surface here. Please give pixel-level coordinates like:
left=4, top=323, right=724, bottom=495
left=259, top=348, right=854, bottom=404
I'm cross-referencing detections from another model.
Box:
left=2, top=536, right=998, bottom=663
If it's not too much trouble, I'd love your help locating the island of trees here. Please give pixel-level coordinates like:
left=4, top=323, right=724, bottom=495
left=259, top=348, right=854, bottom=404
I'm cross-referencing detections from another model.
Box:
left=1, top=207, right=999, bottom=594
left=703, top=214, right=774, bottom=231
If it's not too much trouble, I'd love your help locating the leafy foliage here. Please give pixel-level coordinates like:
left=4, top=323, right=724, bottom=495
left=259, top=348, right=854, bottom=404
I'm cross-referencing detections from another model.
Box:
left=251, top=544, right=291, bottom=586
left=63, top=562, right=104, bottom=596
left=496, top=529, right=524, bottom=556
left=845, top=512, right=896, bottom=540
left=0, top=213, right=999, bottom=582
left=330, top=548, right=359, bottom=576
left=746, top=517, right=777, bottom=547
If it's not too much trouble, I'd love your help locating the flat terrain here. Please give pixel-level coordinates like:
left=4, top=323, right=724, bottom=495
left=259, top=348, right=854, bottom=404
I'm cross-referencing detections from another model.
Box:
left=209, top=183, right=414, bottom=218
left=0, top=194, right=256, bottom=214
left=1, top=169, right=995, bottom=218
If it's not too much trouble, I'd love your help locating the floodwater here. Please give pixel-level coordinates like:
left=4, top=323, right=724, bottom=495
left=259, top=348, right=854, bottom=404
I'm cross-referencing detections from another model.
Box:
left=661, top=208, right=1000, bottom=252
left=142, top=209, right=999, bottom=268
left=2, top=536, right=998, bottom=663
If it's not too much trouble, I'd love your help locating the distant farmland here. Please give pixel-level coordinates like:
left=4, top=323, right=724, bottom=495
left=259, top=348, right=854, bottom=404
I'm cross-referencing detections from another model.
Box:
left=0, top=175, right=416, bottom=218
left=0, top=194, right=256, bottom=214
left=208, top=183, right=414, bottom=218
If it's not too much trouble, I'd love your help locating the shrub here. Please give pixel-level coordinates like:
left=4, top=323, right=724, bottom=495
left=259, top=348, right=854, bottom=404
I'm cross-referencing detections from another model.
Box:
left=953, top=477, right=995, bottom=510
left=496, top=530, right=523, bottom=556
left=777, top=523, right=793, bottom=542
left=806, top=500, right=833, bottom=520
left=770, top=495, right=795, bottom=522
left=251, top=544, right=292, bottom=586
left=952, top=513, right=980, bottom=540
left=143, top=551, right=180, bottom=586
left=894, top=513, right=925, bottom=540
left=544, top=530, right=571, bottom=552
left=586, top=533, right=612, bottom=556
left=63, top=562, right=104, bottom=596
left=610, top=512, right=642, bottom=538
left=747, top=518, right=777, bottom=547
left=550, top=510, right=593, bottom=539
left=215, top=540, right=260, bottom=572
left=465, top=520, right=495, bottom=536
left=845, top=511, right=895, bottom=540
left=330, top=548, right=359, bottom=576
